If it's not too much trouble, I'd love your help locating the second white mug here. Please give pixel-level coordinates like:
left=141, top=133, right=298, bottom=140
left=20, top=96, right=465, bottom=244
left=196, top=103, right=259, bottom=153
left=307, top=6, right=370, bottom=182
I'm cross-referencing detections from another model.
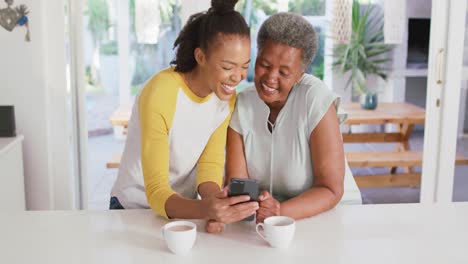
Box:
left=256, top=216, right=295, bottom=248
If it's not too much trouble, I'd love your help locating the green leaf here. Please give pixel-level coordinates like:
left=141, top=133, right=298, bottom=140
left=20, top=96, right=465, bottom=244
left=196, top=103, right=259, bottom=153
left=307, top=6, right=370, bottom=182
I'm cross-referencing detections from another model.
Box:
left=367, top=47, right=393, bottom=58
left=331, top=0, right=393, bottom=94
left=369, top=58, right=391, bottom=64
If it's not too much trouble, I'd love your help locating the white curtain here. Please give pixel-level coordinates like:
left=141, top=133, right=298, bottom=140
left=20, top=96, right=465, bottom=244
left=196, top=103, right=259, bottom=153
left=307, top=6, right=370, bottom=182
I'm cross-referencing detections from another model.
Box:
left=135, top=0, right=161, bottom=44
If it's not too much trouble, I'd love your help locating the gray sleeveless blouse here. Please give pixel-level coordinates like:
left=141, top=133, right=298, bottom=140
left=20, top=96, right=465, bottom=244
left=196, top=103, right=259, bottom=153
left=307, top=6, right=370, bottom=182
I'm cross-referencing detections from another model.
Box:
left=229, top=74, right=362, bottom=204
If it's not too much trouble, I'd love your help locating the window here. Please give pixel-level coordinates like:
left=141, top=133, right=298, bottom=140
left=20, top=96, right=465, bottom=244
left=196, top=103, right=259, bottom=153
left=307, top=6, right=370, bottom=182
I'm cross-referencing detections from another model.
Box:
left=82, top=0, right=182, bottom=209
left=289, top=0, right=326, bottom=16
left=236, top=0, right=328, bottom=84
left=128, top=0, right=182, bottom=96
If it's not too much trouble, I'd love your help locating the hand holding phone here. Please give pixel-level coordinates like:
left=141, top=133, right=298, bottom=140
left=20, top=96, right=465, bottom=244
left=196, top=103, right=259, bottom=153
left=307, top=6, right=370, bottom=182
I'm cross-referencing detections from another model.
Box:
left=228, top=178, right=260, bottom=221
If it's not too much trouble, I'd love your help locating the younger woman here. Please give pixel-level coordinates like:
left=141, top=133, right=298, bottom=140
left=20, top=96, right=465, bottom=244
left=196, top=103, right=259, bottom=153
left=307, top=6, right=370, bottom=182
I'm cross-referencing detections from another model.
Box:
left=111, top=0, right=256, bottom=233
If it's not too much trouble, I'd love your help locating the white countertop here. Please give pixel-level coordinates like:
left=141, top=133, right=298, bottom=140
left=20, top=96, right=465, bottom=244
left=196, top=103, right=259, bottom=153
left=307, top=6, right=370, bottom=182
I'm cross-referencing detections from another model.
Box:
left=0, top=135, right=24, bottom=155
left=0, top=203, right=467, bottom=264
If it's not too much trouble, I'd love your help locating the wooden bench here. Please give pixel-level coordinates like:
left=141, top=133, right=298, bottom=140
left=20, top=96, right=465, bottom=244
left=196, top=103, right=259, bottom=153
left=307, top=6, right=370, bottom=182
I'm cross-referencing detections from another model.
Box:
left=106, top=151, right=468, bottom=188
left=106, top=154, right=122, bottom=169
left=347, top=151, right=468, bottom=188
left=110, top=104, right=131, bottom=136
left=106, top=103, right=467, bottom=189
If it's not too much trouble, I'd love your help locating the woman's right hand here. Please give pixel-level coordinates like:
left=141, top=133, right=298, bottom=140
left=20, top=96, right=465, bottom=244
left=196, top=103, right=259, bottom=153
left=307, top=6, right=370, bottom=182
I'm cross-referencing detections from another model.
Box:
left=205, top=219, right=224, bottom=233
left=201, top=187, right=259, bottom=224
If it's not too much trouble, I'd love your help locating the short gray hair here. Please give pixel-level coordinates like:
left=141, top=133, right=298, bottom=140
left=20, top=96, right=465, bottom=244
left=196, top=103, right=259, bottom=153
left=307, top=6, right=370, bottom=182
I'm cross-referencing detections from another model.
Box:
left=257, top=12, right=317, bottom=69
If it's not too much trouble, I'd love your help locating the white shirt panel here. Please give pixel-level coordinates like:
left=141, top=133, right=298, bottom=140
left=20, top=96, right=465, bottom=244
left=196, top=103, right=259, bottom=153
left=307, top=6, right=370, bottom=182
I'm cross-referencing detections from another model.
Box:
left=112, top=88, right=230, bottom=208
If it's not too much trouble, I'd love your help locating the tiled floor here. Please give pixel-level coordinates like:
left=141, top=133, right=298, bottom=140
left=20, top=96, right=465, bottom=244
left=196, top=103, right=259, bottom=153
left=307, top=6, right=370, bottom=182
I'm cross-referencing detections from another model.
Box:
left=87, top=134, right=124, bottom=210
left=87, top=131, right=468, bottom=210
left=345, top=130, right=468, bottom=203
left=86, top=93, right=120, bottom=136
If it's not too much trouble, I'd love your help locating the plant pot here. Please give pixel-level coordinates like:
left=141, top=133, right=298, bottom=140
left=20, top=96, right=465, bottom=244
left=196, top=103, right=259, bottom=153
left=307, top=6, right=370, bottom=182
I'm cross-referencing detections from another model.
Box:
left=360, top=93, right=378, bottom=110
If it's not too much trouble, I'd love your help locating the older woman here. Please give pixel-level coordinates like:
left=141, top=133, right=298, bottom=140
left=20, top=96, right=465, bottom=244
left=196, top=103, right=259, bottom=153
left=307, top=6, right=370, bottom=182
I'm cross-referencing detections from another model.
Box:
left=226, top=12, right=362, bottom=223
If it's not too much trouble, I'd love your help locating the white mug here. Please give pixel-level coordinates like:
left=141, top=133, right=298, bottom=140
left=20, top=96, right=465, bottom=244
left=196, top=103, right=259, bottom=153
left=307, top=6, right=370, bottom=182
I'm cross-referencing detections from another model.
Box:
left=161, top=221, right=197, bottom=255
left=256, top=216, right=295, bottom=248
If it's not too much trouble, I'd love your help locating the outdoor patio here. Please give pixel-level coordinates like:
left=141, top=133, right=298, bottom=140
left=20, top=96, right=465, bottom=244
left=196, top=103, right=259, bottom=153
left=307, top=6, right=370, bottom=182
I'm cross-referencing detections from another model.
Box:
left=87, top=130, right=468, bottom=210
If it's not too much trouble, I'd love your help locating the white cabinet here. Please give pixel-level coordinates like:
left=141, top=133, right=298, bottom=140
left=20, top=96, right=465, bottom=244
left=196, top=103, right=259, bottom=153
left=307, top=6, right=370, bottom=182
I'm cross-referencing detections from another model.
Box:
left=0, top=135, right=25, bottom=210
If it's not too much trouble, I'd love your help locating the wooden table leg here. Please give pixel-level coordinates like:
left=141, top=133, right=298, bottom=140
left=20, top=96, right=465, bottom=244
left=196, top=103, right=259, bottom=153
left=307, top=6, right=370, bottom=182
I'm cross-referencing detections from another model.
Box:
left=401, top=123, right=415, bottom=173
left=390, top=123, right=415, bottom=174
left=398, top=141, right=413, bottom=173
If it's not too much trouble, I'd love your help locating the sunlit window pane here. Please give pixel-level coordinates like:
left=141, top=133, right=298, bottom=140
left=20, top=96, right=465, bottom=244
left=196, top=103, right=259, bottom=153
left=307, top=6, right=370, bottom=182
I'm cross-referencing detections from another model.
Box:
left=289, top=0, right=326, bottom=16
left=235, top=0, right=327, bottom=83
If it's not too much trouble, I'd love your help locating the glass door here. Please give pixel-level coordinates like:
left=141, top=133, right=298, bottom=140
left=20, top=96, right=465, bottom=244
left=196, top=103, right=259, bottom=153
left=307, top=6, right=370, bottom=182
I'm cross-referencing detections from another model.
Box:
left=68, top=0, right=464, bottom=207
left=68, top=0, right=182, bottom=209
left=340, top=0, right=433, bottom=204
left=421, top=0, right=468, bottom=203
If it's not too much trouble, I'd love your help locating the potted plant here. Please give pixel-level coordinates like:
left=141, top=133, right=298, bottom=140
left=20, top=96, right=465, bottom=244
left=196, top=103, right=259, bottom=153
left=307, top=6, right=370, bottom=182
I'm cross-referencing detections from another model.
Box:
left=333, top=0, right=394, bottom=110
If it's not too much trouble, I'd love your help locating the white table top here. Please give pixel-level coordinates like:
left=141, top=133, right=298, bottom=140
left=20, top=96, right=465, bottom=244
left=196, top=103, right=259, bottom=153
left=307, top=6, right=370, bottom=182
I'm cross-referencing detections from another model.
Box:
left=1, top=203, right=467, bottom=264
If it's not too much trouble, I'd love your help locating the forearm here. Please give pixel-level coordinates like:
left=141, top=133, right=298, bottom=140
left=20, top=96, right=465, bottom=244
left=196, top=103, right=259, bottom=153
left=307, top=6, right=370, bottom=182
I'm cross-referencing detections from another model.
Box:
left=198, top=181, right=222, bottom=198
left=225, top=128, right=249, bottom=186
left=164, top=182, right=220, bottom=219
left=280, top=185, right=343, bottom=220
left=165, top=194, right=206, bottom=219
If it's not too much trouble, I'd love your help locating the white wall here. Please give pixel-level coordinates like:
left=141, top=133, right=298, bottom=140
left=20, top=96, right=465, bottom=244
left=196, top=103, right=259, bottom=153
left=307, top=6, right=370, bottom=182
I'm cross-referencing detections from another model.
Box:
left=0, top=0, right=77, bottom=210
left=180, top=0, right=210, bottom=26
left=407, top=0, right=432, bottom=18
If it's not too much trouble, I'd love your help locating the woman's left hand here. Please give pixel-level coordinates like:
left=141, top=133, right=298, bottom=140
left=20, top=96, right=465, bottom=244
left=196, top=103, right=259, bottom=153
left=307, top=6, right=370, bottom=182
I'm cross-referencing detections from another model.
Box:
left=256, top=191, right=281, bottom=223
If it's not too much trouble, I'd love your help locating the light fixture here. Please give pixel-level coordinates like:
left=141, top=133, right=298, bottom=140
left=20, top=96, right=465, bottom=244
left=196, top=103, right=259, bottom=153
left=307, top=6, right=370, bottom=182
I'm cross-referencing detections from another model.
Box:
left=331, top=0, right=353, bottom=44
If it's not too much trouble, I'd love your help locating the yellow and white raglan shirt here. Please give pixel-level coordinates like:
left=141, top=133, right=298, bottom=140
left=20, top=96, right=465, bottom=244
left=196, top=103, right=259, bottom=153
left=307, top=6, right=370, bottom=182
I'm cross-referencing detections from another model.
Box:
left=111, top=67, right=235, bottom=218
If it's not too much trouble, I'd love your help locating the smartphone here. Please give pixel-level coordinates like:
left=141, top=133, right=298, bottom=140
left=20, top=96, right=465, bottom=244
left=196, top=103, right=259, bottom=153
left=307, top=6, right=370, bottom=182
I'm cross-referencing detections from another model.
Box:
left=228, top=178, right=260, bottom=221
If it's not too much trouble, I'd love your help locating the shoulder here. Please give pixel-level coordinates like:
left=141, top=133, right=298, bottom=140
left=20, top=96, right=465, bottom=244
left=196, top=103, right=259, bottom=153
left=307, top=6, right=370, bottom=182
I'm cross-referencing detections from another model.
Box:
left=229, top=85, right=259, bottom=133
left=143, top=67, right=181, bottom=94
left=294, top=74, right=335, bottom=104
left=140, top=68, right=182, bottom=100
left=138, top=67, right=182, bottom=112
left=236, top=85, right=260, bottom=106
left=233, top=86, right=265, bottom=118
left=296, top=74, right=329, bottom=95
left=299, top=74, right=343, bottom=133
left=228, top=92, right=237, bottom=112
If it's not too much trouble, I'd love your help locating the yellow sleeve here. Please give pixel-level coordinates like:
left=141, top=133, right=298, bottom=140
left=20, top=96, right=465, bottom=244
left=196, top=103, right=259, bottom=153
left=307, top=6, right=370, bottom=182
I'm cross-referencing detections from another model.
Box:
left=196, top=94, right=237, bottom=190
left=138, top=70, right=178, bottom=219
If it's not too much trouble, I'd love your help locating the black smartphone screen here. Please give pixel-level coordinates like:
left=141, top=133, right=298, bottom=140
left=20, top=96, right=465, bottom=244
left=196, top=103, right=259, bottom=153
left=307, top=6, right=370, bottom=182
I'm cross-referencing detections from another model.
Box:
left=228, top=178, right=259, bottom=221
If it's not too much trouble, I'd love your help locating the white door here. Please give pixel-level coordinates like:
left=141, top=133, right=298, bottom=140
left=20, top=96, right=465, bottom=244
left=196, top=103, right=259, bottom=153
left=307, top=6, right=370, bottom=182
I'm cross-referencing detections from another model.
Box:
left=421, top=0, right=468, bottom=203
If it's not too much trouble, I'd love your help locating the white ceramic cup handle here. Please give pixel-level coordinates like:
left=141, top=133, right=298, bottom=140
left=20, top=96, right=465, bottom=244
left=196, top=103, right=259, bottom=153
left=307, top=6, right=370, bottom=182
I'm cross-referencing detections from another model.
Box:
left=256, top=223, right=266, bottom=241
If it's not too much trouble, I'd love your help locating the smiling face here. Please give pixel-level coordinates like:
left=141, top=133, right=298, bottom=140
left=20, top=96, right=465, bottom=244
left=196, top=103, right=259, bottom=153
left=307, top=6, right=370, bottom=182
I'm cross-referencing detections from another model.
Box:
left=196, top=34, right=251, bottom=101
left=254, top=39, right=305, bottom=111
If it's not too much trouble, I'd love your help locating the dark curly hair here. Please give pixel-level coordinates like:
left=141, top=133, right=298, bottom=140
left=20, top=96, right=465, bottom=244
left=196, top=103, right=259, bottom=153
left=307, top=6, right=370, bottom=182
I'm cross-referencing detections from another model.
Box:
left=171, top=0, right=250, bottom=72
